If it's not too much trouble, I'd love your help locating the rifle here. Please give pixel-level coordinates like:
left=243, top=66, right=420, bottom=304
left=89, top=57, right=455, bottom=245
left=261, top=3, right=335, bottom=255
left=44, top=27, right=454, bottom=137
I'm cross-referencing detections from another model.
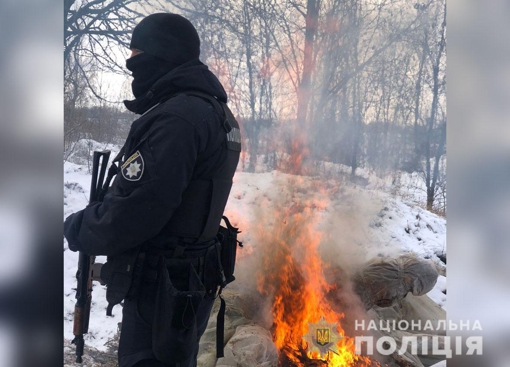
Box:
left=72, top=150, right=111, bottom=363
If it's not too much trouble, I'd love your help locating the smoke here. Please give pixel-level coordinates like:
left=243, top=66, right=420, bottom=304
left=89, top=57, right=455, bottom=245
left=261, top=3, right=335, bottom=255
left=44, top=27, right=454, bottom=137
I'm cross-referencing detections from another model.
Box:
left=231, top=173, right=385, bottom=340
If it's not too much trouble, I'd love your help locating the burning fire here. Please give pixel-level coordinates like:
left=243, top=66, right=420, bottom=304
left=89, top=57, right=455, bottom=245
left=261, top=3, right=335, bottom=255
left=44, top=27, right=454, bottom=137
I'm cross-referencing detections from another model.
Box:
left=255, top=184, right=377, bottom=366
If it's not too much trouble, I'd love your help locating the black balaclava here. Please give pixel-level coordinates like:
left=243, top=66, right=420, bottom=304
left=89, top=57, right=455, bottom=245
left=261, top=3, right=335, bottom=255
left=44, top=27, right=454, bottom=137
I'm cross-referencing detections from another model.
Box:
left=126, top=53, right=177, bottom=99
left=126, top=13, right=201, bottom=99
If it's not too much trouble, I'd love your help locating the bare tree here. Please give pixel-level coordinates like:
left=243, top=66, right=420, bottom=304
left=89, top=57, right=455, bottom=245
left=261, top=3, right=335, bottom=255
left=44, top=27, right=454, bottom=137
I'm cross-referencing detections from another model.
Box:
left=424, top=1, right=446, bottom=210
left=64, top=0, right=447, bottom=212
left=64, top=0, right=166, bottom=101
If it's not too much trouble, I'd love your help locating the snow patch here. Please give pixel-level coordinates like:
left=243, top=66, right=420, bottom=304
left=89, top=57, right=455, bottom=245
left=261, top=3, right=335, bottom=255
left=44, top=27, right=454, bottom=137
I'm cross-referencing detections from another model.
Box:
left=64, top=150, right=447, bottom=350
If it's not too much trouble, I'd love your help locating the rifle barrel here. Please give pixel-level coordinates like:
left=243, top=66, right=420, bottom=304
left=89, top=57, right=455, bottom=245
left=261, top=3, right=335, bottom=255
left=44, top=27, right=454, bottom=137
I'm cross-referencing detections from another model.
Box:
left=72, top=150, right=111, bottom=363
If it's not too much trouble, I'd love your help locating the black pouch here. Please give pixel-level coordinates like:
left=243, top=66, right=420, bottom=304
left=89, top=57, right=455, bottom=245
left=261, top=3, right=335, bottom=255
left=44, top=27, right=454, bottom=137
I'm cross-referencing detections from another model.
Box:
left=217, top=216, right=242, bottom=286
left=202, top=242, right=226, bottom=299
left=100, top=247, right=143, bottom=316
left=152, top=256, right=205, bottom=364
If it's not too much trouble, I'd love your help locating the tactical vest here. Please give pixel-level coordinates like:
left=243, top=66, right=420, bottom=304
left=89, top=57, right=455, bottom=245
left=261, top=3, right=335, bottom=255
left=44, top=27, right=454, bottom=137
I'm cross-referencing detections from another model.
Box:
left=101, top=91, right=241, bottom=315
left=162, top=91, right=241, bottom=243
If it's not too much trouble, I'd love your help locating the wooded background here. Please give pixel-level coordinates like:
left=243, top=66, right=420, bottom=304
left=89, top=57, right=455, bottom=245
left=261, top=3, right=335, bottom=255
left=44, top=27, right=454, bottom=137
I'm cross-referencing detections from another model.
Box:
left=64, top=0, right=446, bottom=212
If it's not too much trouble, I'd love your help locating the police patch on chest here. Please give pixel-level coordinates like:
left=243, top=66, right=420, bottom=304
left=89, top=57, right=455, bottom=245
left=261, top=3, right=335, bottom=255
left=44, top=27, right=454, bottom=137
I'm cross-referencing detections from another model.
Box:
left=121, top=151, right=144, bottom=181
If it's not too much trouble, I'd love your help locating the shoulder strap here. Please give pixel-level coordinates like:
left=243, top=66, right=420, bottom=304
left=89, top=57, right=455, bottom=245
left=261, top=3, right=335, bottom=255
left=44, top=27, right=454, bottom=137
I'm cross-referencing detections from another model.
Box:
left=180, top=91, right=241, bottom=153
left=179, top=91, right=232, bottom=132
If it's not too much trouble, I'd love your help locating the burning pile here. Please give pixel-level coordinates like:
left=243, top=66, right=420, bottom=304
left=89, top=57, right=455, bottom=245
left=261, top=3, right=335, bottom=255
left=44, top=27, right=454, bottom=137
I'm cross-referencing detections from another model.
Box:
left=253, top=181, right=378, bottom=367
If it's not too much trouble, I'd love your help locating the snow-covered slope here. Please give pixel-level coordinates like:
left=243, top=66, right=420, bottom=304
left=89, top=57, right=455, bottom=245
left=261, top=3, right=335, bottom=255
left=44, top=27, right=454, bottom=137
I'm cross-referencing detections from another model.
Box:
left=64, top=161, right=446, bottom=351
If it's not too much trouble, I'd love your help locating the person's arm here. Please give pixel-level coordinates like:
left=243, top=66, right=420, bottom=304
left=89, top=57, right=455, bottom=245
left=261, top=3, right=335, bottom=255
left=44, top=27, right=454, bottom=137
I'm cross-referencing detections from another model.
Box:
left=64, top=113, right=203, bottom=256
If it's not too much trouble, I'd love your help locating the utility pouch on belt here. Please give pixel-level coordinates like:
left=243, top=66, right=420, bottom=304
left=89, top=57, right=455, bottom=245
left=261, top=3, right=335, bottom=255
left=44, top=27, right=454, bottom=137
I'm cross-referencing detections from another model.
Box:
left=205, top=216, right=242, bottom=359
left=152, top=255, right=206, bottom=364
left=100, top=247, right=143, bottom=316
left=217, top=216, right=242, bottom=286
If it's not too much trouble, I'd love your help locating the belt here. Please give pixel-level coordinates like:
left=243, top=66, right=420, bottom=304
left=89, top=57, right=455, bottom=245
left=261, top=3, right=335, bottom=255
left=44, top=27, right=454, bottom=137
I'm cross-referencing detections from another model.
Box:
left=142, top=239, right=217, bottom=281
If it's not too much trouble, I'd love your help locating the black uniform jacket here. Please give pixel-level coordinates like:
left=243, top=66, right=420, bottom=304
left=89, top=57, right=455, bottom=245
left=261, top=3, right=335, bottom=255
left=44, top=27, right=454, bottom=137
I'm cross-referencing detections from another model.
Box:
left=64, top=59, right=238, bottom=256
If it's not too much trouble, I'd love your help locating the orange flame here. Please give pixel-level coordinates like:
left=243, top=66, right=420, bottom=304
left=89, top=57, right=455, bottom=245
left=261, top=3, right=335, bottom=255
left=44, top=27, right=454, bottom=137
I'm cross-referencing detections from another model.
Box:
left=255, top=194, right=377, bottom=366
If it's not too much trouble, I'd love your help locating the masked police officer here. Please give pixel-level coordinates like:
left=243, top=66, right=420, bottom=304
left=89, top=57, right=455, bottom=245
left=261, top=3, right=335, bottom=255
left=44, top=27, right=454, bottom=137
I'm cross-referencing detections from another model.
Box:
left=64, top=13, right=241, bottom=367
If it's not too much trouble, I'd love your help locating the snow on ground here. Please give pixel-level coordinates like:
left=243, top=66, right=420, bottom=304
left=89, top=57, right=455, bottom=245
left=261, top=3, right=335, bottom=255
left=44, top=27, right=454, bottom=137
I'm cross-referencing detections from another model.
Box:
left=64, top=161, right=123, bottom=350
left=427, top=275, right=447, bottom=309
left=64, top=156, right=446, bottom=350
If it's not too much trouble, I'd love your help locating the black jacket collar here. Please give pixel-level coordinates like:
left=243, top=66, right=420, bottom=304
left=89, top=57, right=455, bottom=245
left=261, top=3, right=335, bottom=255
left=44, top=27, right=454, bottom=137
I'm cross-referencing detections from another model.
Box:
left=124, top=59, right=228, bottom=115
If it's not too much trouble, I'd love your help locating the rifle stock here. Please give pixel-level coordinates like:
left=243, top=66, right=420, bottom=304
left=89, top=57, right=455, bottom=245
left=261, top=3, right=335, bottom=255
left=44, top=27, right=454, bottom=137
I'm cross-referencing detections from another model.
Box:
left=72, top=150, right=111, bottom=363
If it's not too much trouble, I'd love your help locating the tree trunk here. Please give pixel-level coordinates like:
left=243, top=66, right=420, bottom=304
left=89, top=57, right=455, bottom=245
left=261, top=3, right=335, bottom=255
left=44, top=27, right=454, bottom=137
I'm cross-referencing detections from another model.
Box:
left=427, top=187, right=435, bottom=211
left=425, top=2, right=446, bottom=211
left=243, top=1, right=259, bottom=172
left=413, top=38, right=427, bottom=167
left=291, top=0, right=320, bottom=175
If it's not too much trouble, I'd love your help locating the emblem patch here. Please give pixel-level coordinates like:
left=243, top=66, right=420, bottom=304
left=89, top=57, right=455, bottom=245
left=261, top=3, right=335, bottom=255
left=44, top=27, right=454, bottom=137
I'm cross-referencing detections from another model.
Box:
left=303, top=316, right=342, bottom=357
left=121, top=150, right=144, bottom=181
left=316, top=328, right=330, bottom=346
